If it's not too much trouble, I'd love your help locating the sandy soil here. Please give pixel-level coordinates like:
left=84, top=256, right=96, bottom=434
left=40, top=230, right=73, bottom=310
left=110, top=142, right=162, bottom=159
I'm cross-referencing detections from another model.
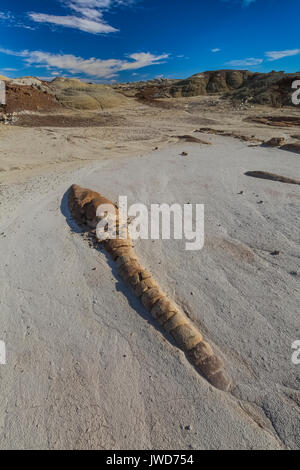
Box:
left=1, top=96, right=300, bottom=185
left=0, top=97, right=299, bottom=449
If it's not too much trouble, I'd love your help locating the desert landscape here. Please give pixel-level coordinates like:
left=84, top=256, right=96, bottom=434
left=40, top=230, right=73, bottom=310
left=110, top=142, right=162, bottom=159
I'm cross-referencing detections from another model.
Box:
left=0, top=69, right=299, bottom=450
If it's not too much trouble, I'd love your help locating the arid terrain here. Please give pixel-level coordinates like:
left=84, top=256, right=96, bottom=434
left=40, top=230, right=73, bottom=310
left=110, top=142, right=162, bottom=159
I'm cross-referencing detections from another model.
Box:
left=0, top=73, right=299, bottom=449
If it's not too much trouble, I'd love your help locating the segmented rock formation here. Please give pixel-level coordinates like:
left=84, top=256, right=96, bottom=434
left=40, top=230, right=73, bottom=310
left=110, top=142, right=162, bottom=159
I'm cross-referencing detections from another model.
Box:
left=68, top=184, right=232, bottom=391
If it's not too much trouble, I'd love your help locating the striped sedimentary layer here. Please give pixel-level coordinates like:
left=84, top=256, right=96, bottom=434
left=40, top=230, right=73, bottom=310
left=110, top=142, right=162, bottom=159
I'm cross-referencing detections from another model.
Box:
left=68, top=184, right=231, bottom=391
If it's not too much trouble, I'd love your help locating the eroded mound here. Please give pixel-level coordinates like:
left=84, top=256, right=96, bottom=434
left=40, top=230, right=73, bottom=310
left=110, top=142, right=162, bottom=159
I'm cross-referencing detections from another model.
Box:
left=50, top=77, right=129, bottom=110
left=68, top=184, right=232, bottom=392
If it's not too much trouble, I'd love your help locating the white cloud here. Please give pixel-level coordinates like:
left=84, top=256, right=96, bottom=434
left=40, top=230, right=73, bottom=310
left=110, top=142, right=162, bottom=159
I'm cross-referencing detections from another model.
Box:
left=29, top=13, right=117, bottom=33
left=265, top=49, right=300, bottom=61
left=0, top=11, right=10, bottom=19
left=0, top=47, right=169, bottom=79
left=211, top=48, right=221, bottom=53
left=29, top=0, right=136, bottom=34
left=226, top=57, right=263, bottom=67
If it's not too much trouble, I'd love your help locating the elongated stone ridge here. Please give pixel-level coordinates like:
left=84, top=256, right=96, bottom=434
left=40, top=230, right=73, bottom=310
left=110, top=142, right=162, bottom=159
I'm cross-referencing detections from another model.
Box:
left=68, top=184, right=231, bottom=391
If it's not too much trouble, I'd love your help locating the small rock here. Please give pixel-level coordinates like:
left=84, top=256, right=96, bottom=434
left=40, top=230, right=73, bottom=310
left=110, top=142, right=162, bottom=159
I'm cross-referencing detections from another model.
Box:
left=271, top=250, right=280, bottom=256
left=181, top=152, right=188, bottom=156
left=263, top=137, right=285, bottom=147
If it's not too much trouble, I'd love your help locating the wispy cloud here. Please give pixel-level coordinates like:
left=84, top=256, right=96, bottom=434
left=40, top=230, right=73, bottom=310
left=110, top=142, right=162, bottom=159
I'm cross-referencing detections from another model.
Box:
left=265, top=49, right=300, bottom=61
left=29, top=0, right=137, bottom=34
left=0, top=47, right=169, bottom=79
left=226, top=57, right=263, bottom=67
left=0, top=10, right=36, bottom=30
left=0, top=11, right=11, bottom=20
left=29, top=13, right=117, bottom=34
left=211, top=48, right=221, bottom=53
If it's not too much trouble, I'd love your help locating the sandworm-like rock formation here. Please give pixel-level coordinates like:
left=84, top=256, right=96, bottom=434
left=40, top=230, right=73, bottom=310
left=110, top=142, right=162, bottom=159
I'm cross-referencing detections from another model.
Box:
left=68, top=184, right=232, bottom=391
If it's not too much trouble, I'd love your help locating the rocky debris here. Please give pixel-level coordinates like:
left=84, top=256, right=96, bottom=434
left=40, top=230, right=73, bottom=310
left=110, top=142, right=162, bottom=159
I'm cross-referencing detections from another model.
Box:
left=280, top=142, right=300, bottom=154
left=113, top=78, right=179, bottom=98
left=246, top=115, right=300, bottom=127
left=11, top=76, right=44, bottom=87
left=175, top=135, right=211, bottom=144
left=263, top=137, right=286, bottom=147
left=195, top=127, right=261, bottom=143
left=271, top=250, right=280, bottom=256
left=245, top=170, right=300, bottom=185
left=134, top=85, right=177, bottom=109
left=1, top=82, right=61, bottom=113
left=12, top=113, right=126, bottom=128
left=0, top=112, right=17, bottom=125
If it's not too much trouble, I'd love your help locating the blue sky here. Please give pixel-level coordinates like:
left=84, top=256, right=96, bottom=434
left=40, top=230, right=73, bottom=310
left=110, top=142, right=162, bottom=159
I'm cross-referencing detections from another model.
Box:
left=0, top=0, right=299, bottom=82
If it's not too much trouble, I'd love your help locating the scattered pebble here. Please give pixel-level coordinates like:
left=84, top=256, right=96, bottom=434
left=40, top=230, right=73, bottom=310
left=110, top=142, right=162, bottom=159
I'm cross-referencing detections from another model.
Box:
left=271, top=250, right=280, bottom=256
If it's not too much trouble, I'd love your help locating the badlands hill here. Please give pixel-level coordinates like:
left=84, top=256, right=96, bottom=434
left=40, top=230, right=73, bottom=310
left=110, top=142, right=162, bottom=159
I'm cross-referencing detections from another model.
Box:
left=1, top=69, right=300, bottom=114
left=117, top=70, right=300, bottom=107
left=49, top=77, right=129, bottom=110
left=0, top=76, right=129, bottom=113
